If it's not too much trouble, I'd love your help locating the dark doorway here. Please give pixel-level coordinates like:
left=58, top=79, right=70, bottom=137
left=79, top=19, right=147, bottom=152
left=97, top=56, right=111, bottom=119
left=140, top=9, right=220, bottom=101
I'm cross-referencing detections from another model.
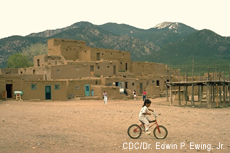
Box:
left=113, top=65, right=116, bottom=75
left=6, top=84, right=13, bottom=98
left=45, top=85, right=52, bottom=100
left=125, top=82, right=128, bottom=89
left=140, top=83, right=143, bottom=93
left=97, top=53, right=100, bottom=61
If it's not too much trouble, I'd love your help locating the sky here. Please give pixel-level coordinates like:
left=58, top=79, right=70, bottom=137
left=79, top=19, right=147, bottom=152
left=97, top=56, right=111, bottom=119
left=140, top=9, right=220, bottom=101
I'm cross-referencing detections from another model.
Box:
left=1, top=0, right=230, bottom=39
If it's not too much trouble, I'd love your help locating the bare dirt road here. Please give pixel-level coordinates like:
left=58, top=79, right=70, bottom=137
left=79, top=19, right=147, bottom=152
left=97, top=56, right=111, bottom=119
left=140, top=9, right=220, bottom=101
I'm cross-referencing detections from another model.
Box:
left=0, top=98, right=230, bottom=153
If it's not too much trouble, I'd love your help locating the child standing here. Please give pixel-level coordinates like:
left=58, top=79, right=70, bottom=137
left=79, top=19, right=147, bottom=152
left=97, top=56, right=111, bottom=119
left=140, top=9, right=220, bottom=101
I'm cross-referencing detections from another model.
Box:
left=103, top=91, right=107, bottom=105
left=133, top=90, right=137, bottom=101
left=139, top=99, right=154, bottom=134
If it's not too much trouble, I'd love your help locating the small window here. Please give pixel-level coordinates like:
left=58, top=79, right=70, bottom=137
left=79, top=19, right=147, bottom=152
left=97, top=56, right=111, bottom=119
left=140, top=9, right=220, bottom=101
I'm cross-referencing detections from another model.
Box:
left=55, top=84, right=60, bottom=90
left=120, top=62, right=122, bottom=64
left=90, top=66, right=94, bottom=72
left=57, top=69, right=60, bottom=73
left=132, top=83, right=134, bottom=86
left=152, top=80, right=155, bottom=83
left=107, top=66, right=109, bottom=68
left=111, top=53, right=112, bottom=55
left=31, top=84, right=37, bottom=90
left=102, top=53, right=104, bottom=55
left=76, top=86, right=80, bottom=89
left=97, top=66, right=100, bottom=69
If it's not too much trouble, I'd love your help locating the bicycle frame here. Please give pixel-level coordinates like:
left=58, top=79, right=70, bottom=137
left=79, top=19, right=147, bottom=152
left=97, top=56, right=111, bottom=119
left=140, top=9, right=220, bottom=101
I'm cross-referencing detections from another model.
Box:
left=138, top=119, right=160, bottom=133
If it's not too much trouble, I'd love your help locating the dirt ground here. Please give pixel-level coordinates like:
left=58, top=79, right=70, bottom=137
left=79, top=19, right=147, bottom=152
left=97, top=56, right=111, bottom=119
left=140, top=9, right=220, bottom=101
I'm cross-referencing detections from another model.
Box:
left=0, top=97, right=230, bottom=153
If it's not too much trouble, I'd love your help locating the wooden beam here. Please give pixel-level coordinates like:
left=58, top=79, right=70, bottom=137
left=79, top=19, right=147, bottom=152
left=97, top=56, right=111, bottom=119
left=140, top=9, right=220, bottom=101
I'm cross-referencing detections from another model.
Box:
left=179, top=85, right=181, bottom=106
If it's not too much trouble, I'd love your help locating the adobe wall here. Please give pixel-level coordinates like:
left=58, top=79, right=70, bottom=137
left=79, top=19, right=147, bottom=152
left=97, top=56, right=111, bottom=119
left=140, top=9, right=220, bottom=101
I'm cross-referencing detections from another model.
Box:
left=91, top=85, right=123, bottom=100
left=0, top=68, right=18, bottom=74
left=89, top=48, right=130, bottom=61
left=34, top=54, right=48, bottom=67
left=67, top=79, right=100, bottom=97
left=153, top=63, right=166, bottom=76
left=50, top=61, right=118, bottom=79
left=100, top=77, right=125, bottom=86
left=22, top=80, right=68, bottom=101
left=132, top=62, right=155, bottom=75
left=48, top=38, right=86, bottom=61
left=146, top=86, right=161, bottom=98
left=78, top=48, right=91, bottom=61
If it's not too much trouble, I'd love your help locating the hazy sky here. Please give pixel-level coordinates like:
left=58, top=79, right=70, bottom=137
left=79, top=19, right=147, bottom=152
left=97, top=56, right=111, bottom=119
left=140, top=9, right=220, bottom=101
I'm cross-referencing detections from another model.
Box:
left=1, top=0, right=230, bottom=39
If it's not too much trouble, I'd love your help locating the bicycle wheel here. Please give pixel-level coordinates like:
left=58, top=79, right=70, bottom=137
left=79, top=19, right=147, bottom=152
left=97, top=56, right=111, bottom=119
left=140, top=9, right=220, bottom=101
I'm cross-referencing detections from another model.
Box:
left=127, top=124, right=142, bottom=139
left=153, top=125, right=168, bottom=139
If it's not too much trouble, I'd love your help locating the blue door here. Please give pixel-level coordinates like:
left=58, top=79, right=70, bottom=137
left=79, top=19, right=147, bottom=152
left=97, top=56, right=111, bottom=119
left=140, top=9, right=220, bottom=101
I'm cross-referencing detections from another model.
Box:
left=45, top=85, right=52, bottom=100
left=85, top=85, right=90, bottom=96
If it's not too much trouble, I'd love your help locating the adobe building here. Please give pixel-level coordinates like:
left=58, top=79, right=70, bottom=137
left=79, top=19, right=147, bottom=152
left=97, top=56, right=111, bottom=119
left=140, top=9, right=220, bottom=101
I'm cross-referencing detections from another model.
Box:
left=0, top=38, right=181, bottom=101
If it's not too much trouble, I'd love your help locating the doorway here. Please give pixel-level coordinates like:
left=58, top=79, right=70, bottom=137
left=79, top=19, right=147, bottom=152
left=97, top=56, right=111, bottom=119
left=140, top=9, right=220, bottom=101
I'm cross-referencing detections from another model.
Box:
left=85, top=85, right=90, bottom=96
left=45, top=85, right=52, bottom=100
left=140, top=83, right=143, bottom=94
left=6, top=84, right=13, bottom=98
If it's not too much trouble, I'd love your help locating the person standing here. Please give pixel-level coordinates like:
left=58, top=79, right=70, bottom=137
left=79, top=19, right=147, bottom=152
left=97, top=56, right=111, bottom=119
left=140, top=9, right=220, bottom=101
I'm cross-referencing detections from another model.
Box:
left=133, top=90, right=137, bottom=101
left=103, top=91, right=107, bottom=105
left=143, top=90, right=147, bottom=101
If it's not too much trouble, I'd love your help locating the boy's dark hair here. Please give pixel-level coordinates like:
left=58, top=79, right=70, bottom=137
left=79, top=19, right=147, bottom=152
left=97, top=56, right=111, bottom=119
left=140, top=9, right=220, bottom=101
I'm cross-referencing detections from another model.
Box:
left=142, top=99, right=151, bottom=107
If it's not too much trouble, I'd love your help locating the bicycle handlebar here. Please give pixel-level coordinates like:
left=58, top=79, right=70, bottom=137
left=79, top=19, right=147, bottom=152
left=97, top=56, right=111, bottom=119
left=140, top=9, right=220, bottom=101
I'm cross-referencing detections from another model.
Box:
left=152, top=111, right=158, bottom=118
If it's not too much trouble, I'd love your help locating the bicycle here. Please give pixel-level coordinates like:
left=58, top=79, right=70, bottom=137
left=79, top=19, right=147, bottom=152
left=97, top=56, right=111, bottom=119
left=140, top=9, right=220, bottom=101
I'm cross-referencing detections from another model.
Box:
left=127, top=111, right=168, bottom=139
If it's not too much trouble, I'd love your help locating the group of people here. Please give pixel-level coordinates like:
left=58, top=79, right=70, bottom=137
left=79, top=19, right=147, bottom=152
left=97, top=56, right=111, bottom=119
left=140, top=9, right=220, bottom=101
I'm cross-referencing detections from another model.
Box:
left=133, top=90, right=147, bottom=101
left=103, top=89, right=147, bottom=104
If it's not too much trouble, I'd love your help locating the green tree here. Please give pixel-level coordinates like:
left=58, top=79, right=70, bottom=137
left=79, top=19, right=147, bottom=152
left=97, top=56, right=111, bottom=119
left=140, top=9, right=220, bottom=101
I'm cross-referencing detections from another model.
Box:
left=22, top=43, right=47, bottom=62
left=7, top=53, right=32, bottom=68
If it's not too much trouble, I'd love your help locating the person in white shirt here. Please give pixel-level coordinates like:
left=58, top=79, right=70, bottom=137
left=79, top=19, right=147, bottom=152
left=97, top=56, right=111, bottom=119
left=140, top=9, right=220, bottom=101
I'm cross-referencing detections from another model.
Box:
left=133, top=90, right=137, bottom=101
left=139, top=99, right=154, bottom=134
left=103, top=91, right=107, bottom=105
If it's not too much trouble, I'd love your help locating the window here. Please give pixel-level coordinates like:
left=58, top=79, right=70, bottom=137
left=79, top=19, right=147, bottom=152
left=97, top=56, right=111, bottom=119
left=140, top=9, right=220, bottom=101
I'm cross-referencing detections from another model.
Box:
left=107, top=66, right=109, bottom=68
left=33, top=70, right=35, bottom=74
left=120, top=62, right=122, bottom=64
left=37, top=59, right=40, bottom=67
left=132, top=83, right=134, bottom=86
left=90, top=66, right=94, bottom=72
left=31, top=84, right=37, bottom=90
left=152, top=80, right=155, bottom=83
left=97, top=66, right=100, bottom=69
left=57, top=69, right=60, bottom=73
left=55, top=84, right=60, bottom=90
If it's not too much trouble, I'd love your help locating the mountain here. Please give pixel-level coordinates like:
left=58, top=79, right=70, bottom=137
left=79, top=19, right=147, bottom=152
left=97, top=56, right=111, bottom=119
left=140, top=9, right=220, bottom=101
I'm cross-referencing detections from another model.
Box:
left=0, top=21, right=229, bottom=76
left=149, top=29, right=230, bottom=75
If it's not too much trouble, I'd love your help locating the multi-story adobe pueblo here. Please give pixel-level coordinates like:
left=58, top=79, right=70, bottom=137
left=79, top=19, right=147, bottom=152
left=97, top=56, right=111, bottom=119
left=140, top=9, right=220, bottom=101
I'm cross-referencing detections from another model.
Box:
left=0, top=38, right=181, bottom=101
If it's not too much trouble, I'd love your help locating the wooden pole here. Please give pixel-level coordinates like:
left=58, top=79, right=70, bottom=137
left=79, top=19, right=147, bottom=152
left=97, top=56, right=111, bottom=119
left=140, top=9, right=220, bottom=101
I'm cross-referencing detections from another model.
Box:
left=223, top=84, right=226, bottom=107
left=216, top=84, right=219, bottom=108
left=199, top=85, right=202, bottom=107
left=207, top=84, right=211, bottom=108
left=169, top=68, right=172, bottom=105
left=166, top=67, right=168, bottom=101
left=179, top=85, right=181, bottom=106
